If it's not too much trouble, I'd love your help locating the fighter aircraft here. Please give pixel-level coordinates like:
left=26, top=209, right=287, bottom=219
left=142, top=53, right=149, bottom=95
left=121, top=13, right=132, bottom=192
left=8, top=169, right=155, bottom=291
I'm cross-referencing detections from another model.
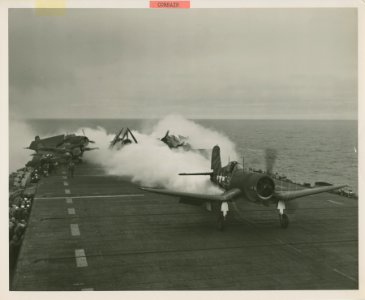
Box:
left=160, top=130, right=211, bottom=158
left=142, top=145, right=346, bottom=230
left=109, top=128, right=138, bottom=150
left=160, top=130, right=191, bottom=150
left=27, top=132, right=97, bottom=161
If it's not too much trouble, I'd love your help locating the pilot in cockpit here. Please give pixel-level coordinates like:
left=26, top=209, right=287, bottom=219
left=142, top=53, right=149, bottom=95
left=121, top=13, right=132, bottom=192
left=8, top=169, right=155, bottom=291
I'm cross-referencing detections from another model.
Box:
left=228, top=161, right=238, bottom=173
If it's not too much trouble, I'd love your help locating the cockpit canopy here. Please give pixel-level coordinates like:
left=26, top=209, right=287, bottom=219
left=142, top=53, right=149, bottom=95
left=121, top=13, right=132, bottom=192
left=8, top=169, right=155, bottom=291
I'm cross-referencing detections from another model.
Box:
left=227, top=161, right=243, bottom=172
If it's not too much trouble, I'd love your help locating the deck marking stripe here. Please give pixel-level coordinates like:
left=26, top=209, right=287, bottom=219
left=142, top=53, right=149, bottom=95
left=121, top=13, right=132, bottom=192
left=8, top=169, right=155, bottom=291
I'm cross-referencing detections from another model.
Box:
left=64, top=181, right=69, bottom=186
left=70, top=224, right=80, bottom=236
left=68, top=208, right=76, bottom=215
left=66, top=198, right=73, bottom=204
left=333, top=268, right=357, bottom=282
left=75, top=249, right=88, bottom=267
left=36, top=194, right=144, bottom=200
left=81, top=288, right=94, bottom=291
left=62, top=171, right=66, bottom=175
left=62, top=176, right=67, bottom=179
left=327, top=200, right=343, bottom=206
left=73, top=283, right=84, bottom=286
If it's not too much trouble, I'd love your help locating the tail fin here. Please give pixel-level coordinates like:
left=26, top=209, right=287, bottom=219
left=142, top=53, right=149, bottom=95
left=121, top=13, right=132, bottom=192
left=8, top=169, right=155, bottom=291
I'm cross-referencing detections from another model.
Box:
left=211, top=145, right=221, bottom=174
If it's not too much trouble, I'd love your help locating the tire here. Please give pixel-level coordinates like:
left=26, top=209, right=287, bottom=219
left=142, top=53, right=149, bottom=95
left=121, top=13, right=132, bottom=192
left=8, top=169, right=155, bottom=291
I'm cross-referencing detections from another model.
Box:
left=279, top=214, right=289, bottom=229
left=217, top=213, right=225, bottom=231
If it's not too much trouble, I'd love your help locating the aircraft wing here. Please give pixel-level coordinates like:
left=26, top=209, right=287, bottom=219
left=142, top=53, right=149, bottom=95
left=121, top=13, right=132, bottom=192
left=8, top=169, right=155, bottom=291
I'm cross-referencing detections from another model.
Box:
left=141, top=187, right=242, bottom=202
left=274, top=185, right=347, bottom=201
left=31, top=148, right=62, bottom=156
left=28, top=134, right=65, bottom=150
left=45, top=135, right=66, bottom=147
left=179, top=172, right=213, bottom=176
left=110, top=128, right=124, bottom=146
left=84, top=147, right=99, bottom=151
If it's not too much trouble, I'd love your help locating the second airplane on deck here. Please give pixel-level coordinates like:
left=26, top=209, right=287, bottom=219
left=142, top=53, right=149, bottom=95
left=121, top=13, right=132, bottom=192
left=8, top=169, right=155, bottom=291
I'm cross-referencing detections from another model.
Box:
left=27, top=131, right=98, bottom=162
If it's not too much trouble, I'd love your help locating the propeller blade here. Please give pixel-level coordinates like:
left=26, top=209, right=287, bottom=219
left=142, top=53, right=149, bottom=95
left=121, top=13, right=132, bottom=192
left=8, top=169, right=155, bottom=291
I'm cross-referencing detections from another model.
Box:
left=265, top=148, right=277, bottom=174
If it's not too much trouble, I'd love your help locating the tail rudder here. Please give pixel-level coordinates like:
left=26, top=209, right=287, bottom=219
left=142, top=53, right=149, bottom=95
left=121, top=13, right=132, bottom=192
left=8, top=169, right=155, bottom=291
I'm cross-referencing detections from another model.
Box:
left=211, top=145, right=221, bottom=174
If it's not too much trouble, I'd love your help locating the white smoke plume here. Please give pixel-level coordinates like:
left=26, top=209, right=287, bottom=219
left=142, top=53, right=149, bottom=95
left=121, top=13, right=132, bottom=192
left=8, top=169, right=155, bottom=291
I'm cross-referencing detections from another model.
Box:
left=83, top=115, right=238, bottom=194
left=149, top=115, right=238, bottom=164
left=9, top=119, right=36, bottom=172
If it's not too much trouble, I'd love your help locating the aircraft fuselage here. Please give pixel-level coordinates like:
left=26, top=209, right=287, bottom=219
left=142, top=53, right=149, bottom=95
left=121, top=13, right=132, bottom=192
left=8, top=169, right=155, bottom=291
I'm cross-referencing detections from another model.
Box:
left=211, top=162, right=276, bottom=204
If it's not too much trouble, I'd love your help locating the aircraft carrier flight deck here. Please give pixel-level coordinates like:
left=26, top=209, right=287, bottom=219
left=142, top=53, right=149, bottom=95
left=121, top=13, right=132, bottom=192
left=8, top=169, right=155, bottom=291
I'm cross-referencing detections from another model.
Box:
left=11, top=162, right=358, bottom=290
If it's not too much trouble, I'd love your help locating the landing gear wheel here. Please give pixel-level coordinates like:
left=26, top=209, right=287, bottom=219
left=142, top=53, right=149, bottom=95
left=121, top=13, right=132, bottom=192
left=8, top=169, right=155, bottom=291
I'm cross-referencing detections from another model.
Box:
left=217, top=213, right=225, bottom=231
left=279, top=214, right=289, bottom=229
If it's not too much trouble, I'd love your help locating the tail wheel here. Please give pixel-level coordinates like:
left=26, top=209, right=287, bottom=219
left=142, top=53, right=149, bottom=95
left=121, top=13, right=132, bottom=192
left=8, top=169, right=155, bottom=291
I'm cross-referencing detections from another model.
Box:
left=279, top=214, right=289, bottom=229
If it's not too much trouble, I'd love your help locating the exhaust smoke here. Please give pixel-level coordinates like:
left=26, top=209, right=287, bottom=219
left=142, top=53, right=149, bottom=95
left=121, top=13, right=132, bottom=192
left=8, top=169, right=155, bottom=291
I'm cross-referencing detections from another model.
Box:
left=83, top=115, right=238, bottom=194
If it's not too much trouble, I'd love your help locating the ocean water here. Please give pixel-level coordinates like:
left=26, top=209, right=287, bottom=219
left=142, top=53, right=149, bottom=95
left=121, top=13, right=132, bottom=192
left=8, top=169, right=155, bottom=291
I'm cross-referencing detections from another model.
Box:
left=26, top=119, right=358, bottom=192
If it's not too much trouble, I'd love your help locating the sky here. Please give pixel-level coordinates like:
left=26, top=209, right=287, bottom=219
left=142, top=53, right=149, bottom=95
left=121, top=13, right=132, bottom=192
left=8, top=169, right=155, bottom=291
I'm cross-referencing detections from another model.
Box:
left=9, top=8, right=357, bottom=119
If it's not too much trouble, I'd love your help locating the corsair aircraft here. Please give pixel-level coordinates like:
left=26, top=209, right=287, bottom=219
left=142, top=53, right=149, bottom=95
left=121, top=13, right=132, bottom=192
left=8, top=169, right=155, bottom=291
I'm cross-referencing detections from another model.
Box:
left=160, top=130, right=191, bottom=150
left=142, top=145, right=346, bottom=230
left=109, top=128, right=138, bottom=150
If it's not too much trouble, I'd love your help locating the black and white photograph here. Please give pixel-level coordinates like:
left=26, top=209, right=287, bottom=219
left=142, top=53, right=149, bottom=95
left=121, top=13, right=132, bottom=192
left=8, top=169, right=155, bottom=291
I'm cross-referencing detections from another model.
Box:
left=4, top=0, right=362, bottom=295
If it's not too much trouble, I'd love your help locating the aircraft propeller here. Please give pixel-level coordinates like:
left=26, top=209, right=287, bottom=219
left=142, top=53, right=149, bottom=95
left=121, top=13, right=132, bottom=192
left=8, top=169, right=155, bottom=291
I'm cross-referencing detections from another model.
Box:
left=81, top=129, right=95, bottom=144
left=265, top=148, right=277, bottom=175
left=264, top=148, right=299, bottom=213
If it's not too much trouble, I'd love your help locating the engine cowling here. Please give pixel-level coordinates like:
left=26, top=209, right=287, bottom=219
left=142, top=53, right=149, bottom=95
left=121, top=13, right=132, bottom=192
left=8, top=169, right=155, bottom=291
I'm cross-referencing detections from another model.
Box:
left=242, top=173, right=275, bottom=204
left=72, top=147, right=82, bottom=156
left=81, top=137, right=89, bottom=146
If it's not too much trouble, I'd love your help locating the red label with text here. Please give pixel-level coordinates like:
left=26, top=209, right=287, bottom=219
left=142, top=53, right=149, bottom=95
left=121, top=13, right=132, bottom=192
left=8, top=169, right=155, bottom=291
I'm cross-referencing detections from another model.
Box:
left=150, top=1, right=190, bottom=8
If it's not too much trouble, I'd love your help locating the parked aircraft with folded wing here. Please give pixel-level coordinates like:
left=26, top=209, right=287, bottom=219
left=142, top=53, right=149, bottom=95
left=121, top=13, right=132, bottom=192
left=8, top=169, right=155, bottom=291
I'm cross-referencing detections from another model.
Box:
left=27, top=131, right=97, bottom=161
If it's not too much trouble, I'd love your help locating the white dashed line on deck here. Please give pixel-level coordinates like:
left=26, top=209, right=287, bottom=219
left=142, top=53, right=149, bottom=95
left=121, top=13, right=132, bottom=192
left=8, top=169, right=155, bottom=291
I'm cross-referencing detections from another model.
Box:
left=333, top=268, right=357, bottom=282
left=62, top=171, right=66, bottom=175
left=81, top=288, right=94, bottom=291
left=66, top=198, right=73, bottom=204
left=72, top=282, right=84, bottom=287
left=327, top=200, right=344, bottom=206
left=68, top=208, right=76, bottom=215
left=70, top=224, right=80, bottom=236
left=35, top=194, right=144, bottom=200
left=75, top=249, right=88, bottom=268
left=62, top=176, right=67, bottom=179
left=64, top=181, right=69, bottom=186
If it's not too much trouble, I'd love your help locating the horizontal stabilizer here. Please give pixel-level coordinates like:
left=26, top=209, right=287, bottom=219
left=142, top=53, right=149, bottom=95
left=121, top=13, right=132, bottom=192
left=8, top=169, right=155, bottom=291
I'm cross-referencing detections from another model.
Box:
left=84, top=147, right=99, bottom=151
left=275, top=185, right=347, bottom=201
left=141, top=187, right=241, bottom=202
left=179, top=172, right=213, bottom=176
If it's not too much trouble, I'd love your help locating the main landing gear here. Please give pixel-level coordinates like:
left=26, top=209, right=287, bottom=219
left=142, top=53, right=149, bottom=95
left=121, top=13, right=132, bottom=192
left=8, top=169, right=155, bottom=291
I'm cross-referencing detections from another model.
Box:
left=216, top=202, right=229, bottom=231
left=279, top=213, right=289, bottom=228
left=277, top=200, right=289, bottom=229
left=217, top=212, right=225, bottom=231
